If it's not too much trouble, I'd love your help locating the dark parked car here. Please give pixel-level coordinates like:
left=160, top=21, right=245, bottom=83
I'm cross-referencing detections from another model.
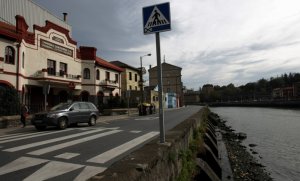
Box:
left=31, top=102, right=99, bottom=130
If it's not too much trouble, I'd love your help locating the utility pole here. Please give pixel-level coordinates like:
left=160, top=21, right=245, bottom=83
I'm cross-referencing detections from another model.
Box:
left=140, top=54, right=151, bottom=103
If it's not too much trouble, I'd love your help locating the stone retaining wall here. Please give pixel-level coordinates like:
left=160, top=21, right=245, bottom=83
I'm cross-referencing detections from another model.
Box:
left=89, top=107, right=221, bottom=181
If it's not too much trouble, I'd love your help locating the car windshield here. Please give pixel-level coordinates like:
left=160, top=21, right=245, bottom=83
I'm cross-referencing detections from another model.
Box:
left=50, top=103, right=71, bottom=111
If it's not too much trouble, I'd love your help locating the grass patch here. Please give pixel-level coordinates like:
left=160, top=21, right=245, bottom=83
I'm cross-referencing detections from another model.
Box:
left=177, top=149, right=196, bottom=181
left=177, top=111, right=208, bottom=181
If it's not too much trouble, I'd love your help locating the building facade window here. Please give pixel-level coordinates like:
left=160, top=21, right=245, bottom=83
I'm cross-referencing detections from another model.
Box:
left=47, top=59, right=56, bottom=75
left=5, top=46, right=15, bottom=64
left=96, top=69, right=100, bottom=80
left=83, top=68, right=90, bottom=79
left=59, top=62, right=67, bottom=76
left=135, top=73, right=138, bottom=82
left=22, top=52, right=25, bottom=68
left=129, top=85, right=132, bottom=90
left=135, top=86, right=137, bottom=90
left=106, top=71, right=110, bottom=80
left=115, top=74, right=119, bottom=83
left=129, top=72, right=132, bottom=80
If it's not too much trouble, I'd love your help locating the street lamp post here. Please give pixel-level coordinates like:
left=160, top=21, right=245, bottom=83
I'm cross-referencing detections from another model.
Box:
left=140, top=53, right=151, bottom=103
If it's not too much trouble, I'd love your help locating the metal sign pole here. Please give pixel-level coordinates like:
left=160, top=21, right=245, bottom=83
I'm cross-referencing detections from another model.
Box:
left=156, top=32, right=165, bottom=143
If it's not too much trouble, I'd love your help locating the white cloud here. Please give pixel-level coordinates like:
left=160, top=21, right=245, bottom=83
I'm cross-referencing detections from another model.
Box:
left=33, top=0, right=300, bottom=89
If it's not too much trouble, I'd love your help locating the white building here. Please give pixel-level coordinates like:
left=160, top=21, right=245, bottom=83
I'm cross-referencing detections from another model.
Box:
left=79, top=47, right=123, bottom=105
left=0, top=0, right=123, bottom=112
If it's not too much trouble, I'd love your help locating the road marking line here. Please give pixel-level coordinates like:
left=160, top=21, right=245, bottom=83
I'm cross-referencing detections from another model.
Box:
left=0, top=156, right=49, bottom=176
left=0, top=130, right=56, bottom=141
left=54, top=152, right=80, bottom=159
left=28, top=129, right=122, bottom=156
left=4, top=128, right=108, bottom=152
left=134, top=117, right=159, bottom=121
left=0, top=129, right=74, bottom=144
left=0, top=132, right=24, bottom=139
left=130, top=130, right=142, bottom=133
left=74, top=166, right=106, bottom=181
left=23, top=161, right=83, bottom=181
left=87, top=131, right=159, bottom=164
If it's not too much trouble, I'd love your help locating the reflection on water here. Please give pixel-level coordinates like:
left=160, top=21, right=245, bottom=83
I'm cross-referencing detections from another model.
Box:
left=211, top=107, right=300, bottom=181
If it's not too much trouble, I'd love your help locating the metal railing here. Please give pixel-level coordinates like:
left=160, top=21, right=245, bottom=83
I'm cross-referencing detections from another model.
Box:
left=46, top=69, right=80, bottom=80
left=100, top=79, right=118, bottom=85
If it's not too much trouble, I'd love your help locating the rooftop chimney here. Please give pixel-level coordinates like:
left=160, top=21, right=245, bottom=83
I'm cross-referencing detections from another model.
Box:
left=63, top=13, right=68, bottom=22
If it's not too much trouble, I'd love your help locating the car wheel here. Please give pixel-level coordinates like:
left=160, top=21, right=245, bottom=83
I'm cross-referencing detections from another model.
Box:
left=35, top=125, right=46, bottom=131
left=88, top=116, right=96, bottom=126
left=58, top=117, right=67, bottom=129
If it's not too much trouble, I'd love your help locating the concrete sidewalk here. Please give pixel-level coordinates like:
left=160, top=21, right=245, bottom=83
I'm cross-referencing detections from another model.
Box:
left=0, top=113, right=138, bottom=136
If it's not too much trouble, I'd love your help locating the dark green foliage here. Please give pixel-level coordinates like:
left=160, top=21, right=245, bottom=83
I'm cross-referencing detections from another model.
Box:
left=0, top=86, right=20, bottom=116
left=200, top=72, right=300, bottom=102
left=177, top=149, right=195, bottom=181
left=106, top=95, right=121, bottom=108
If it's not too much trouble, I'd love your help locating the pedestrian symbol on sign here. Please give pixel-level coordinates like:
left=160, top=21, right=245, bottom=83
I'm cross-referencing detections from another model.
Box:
left=143, top=2, right=171, bottom=34
left=145, top=6, right=170, bottom=29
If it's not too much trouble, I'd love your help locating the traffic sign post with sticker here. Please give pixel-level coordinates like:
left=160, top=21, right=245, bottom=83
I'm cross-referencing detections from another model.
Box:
left=143, top=2, right=171, bottom=143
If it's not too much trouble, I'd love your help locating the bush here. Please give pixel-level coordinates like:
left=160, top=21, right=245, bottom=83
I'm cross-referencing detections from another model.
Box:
left=0, top=86, right=20, bottom=116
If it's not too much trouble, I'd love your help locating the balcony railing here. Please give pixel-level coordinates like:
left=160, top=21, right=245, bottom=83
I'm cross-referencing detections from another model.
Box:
left=100, top=79, right=118, bottom=86
left=34, top=69, right=81, bottom=81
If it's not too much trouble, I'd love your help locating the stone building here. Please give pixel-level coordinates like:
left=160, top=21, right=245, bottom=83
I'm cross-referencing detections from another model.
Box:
left=148, top=62, right=183, bottom=107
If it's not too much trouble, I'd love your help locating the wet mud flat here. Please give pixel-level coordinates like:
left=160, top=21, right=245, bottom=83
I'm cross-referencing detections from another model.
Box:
left=210, top=112, right=273, bottom=181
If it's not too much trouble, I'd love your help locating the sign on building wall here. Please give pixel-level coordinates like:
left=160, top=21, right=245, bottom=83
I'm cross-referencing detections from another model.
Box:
left=40, top=39, right=73, bottom=57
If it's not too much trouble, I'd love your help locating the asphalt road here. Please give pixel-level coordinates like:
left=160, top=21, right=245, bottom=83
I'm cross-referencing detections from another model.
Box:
left=0, top=105, right=201, bottom=181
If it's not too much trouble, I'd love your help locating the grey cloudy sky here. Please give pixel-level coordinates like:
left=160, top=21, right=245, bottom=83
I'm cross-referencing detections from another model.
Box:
left=33, top=0, right=300, bottom=89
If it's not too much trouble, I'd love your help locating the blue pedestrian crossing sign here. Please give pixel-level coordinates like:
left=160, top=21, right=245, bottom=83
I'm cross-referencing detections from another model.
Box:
left=143, top=2, right=171, bottom=34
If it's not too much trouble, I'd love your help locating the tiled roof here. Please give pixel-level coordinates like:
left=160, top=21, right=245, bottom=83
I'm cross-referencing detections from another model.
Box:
left=96, top=57, right=124, bottom=72
left=0, top=21, right=18, bottom=39
left=110, top=61, right=139, bottom=71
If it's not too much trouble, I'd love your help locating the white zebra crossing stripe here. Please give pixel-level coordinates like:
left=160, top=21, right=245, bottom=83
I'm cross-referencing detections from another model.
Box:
left=130, top=130, right=142, bottom=133
left=54, top=152, right=80, bottom=159
left=4, top=128, right=108, bottom=152
left=134, top=117, right=159, bottom=121
left=28, top=129, right=122, bottom=155
left=23, top=161, right=83, bottom=181
left=0, top=132, right=24, bottom=139
left=0, top=156, right=106, bottom=180
left=0, top=131, right=55, bottom=141
left=87, top=131, right=159, bottom=164
left=0, top=129, right=73, bottom=144
left=73, top=166, right=106, bottom=181
left=0, top=156, right=48, bottom=175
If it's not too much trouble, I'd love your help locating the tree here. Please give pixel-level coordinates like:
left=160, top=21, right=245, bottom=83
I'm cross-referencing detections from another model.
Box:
left=0, top=86, right=20, bottom=116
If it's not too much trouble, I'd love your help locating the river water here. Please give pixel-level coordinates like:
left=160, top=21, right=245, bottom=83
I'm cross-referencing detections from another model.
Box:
left=210, top=107, right=300, bottom=181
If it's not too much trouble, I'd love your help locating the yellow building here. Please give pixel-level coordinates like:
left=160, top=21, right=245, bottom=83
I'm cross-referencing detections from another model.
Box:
left=110, top=61, right=142, bottom=106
